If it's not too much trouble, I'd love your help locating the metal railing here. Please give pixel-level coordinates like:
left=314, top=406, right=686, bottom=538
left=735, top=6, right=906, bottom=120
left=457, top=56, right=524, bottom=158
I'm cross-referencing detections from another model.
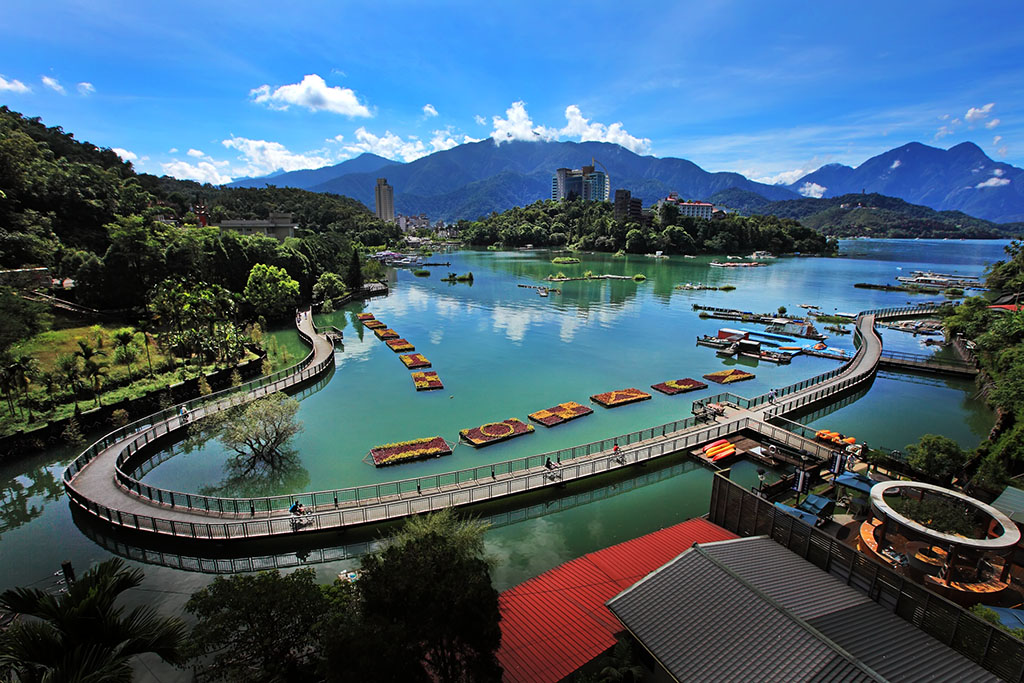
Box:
left=879, top=349, right=975, bottom=369
left=709, top=472, right=1024, bottom=682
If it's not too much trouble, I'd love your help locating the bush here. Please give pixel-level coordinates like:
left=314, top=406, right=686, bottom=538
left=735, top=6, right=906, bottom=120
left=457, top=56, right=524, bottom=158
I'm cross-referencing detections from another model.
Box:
left=413, top=269, right=431, bottom=277
left=633, top=273, right=646, bottom=281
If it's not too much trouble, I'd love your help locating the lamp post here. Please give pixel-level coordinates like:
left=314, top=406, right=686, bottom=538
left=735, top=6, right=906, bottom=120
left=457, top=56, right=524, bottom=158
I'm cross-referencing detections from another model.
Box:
left=756, top=468, right=767, bottom=498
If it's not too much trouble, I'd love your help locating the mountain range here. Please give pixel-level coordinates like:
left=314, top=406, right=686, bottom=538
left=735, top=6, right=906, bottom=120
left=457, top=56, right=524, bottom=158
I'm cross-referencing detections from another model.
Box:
left=229, top=139, right=1023, bottom=224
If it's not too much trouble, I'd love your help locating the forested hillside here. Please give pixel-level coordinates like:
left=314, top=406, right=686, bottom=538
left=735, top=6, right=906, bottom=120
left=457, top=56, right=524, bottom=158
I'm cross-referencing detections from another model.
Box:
left=456, top=199, right=835, bottom=255
left=0, top=106, right=399, bottom=312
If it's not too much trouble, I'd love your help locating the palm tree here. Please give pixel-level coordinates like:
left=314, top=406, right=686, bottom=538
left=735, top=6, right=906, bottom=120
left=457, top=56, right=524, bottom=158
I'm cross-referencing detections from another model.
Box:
left=73, top=339, right=106, bottom=366
left=0, top=558, right=187, bottom=681
left=56, top=354, right=82, bottom=411
left=112, top=329, right=136, bottom=382
left=37, top=370, right=59, bottom=411
left=0, top=362, right=16, bottom=419
left=10, top=355, right=39, bottom=423
left=134, top=320, right=155, bottom=377
left=82, top=359, right=107, bottom=407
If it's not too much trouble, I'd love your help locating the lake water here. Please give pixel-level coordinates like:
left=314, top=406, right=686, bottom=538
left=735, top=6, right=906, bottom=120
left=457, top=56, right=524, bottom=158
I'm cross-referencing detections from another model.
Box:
left=0, top=239, right=1006, bottom=609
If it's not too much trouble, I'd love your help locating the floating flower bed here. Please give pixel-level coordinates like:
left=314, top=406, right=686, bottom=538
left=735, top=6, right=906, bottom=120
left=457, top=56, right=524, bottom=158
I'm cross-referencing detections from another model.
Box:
left=528, top=401, right=594, bottom=427
left=400, top=353, right=431, bottom=369
left=590, top=388, right=652, bottom=408
left=702, top=369, right=756, bottom=384
left=370, top=436, right=451, bottom=467
left=357, top=313, right=375, bottom=321
left=651, top=378, right=708, bottom=395
left=364, top=320, right=386, bottom=329
left=374, top=327, right=399, bottom=340
left=411, top=371, right=444, bottom=391
left=386, top=339, right=415, bottom=352
left=460, top=418, right=534, bottom=447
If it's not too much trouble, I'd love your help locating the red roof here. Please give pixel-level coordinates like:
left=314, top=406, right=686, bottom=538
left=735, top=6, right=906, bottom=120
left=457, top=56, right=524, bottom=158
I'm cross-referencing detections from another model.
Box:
left=497, top=518, right=736, bottom=683
left=989, top=304, right=1021, bottom=311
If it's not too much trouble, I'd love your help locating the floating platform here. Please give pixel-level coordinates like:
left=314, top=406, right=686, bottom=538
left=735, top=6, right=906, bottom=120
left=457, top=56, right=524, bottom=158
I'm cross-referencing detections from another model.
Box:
left=399, top=353, right=431, bottom=369
left=590, top=388, right=653, bottom=408
left=703, top=369, right=755, bottom=384
left=460, top=418, right=535, bottom=447
left=374, top=327, right=399, bottom=340
left=528, top=401, right=594, bottom=427
left=386, top=338, right=415, bottom=352
left=651, top=378, right=708, bottom=395
left=369, top=436, right=452, bottom=467
left=411, top=371, right=443, bottom=391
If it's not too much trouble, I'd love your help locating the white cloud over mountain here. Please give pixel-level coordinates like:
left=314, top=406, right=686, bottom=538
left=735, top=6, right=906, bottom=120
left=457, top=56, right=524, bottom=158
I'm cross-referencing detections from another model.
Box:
left=965, top=103, right=994, bottom=125
left=41, top=76, right=65, bottom=94
left=798, top=182, right=827, bottom=198
left=112, top=148, right=137, bottom=161
left=221, top=136, right=332, bottom=175
left=488, top=101, right=650, bottom=153
left=250, top=74, right=372, bottom=117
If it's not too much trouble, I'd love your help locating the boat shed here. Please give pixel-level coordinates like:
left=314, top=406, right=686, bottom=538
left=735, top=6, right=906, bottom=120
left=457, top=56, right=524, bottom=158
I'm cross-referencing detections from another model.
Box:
left=607, top=536, right=997, bottom=682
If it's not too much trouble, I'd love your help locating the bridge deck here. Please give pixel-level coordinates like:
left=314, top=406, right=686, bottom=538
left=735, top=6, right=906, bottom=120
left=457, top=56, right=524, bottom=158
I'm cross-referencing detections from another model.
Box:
left=63, top=307, right=903, bottom=541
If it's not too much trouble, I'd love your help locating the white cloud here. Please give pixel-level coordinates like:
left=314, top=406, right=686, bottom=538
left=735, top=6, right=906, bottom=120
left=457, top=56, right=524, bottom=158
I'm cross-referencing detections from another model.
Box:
left=41, top=76, right=65, bottom=94
left=474, top=114, right=486, bottom=126
left=994, top=168, right=1004, bottom=176
left=342, top=127, right=428, bottom=162
left=935, top=125, right=955, bottom=140
left=993, top=136, right=1003, bottom=146
left=490, top=101, right=559, bottom=144
left=0, top=75, right=30, bottom=93
left=558, top=105, right=651, bottom=154
left=168, top=147, right=178, bottom=154
left=187, top=148, right=205, bottom=158
left=998, top=146, right=1008, bottom=157
left=76, top=82, right=95, bottom=96
left=112, top=148, right=137, bottom=162
left=422, top=103, right=438, bottom=117
left=463, top=135, right=482, bottom=144
left=221, top=136, right=332, bottom=176
left=986, top=118, right=1001, bottom=130
left=976, top=176, right=1010, bottom=189
left=890, top=159, right=901, bottom=169
left=162, top=160, right=232, bottom=185
left=250, top=74, right=371, bottom=117
left=429, top=129, right=458, bottom=152
left=965, top=103, right=994, bottom=125
left=798, top=182, right=827, bottom=198
left=755, top=168, right=814, bottom=185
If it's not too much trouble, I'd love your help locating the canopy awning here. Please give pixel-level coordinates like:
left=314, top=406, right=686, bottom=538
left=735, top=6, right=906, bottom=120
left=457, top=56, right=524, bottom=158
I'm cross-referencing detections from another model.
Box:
left=774, top=502, right=818, bottom=526
left=799, top=493, right=835, bottom=518
left=983, top=606, right=1024, bottom=630
left=835, top=472, right=877, bottom=494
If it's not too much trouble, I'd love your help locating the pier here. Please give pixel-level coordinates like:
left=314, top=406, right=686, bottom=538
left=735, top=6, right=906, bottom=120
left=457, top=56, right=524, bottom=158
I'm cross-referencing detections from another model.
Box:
left=63, top=305, right=939, bottom=542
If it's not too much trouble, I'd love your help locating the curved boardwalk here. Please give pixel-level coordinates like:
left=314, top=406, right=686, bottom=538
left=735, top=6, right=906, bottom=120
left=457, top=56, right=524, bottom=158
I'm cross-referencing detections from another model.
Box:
left=63, top=306, right=923, bottom=541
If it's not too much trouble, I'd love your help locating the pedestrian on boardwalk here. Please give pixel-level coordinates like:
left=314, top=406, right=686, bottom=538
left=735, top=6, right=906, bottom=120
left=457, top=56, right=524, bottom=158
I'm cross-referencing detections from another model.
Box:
left=768, top=388, right=777, bottom=404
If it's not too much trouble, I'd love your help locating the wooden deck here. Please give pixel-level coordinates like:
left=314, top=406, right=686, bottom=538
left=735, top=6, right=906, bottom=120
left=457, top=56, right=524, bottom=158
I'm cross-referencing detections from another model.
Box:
left=62, top=305, right=918, bottom=542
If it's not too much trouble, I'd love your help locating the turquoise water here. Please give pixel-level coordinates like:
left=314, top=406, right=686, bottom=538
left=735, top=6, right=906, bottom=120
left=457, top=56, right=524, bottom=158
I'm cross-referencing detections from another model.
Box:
left=0, top=239, right=1004, bottom=624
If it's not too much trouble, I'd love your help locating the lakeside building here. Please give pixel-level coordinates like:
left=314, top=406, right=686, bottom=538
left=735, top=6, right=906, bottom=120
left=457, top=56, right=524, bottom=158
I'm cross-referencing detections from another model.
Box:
left=657, top=192, right=715, bottom=220
left=552, top=165, right=610, bottom=202
left=396, top=213, right=430, bottom=234
left=214, top=211, right=297, bottom=241
left=375, top=177, right=395, bottom=223
left=613, top=188, right=644, bottom=223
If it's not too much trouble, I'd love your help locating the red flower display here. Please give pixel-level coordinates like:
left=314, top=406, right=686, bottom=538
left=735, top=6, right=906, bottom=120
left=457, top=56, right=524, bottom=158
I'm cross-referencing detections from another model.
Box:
left=702, top=369, right=755, bottom=384
left=356, top=313, right=375, bottom=321
left=386, top=339, right=415, bottom=352
left=590, top=387, right=652, bottom=408
left=364, top=320, right=386, bottom=329
left=370, top=436, right=452, bottom=467
left=651, top=378, right=708, bottom=395
left=460, top=418, right=534, bottom=447
left=374, top=327, right=399, bottom=340
left=528, top=401, right=594, bottom=427
left=411, top=371, right=444, bottom=391
left=400, top=353, right=432, bottom=369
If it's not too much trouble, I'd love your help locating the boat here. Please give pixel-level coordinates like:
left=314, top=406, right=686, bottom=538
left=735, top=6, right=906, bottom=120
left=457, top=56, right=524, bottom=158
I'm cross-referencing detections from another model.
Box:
left=538, top=288, right=549, bottom=297
left=749, top=251, right=776, bottom=259
left=798, top=303, right=818, bottom=309
left=683, top=255, right=697, bottom=259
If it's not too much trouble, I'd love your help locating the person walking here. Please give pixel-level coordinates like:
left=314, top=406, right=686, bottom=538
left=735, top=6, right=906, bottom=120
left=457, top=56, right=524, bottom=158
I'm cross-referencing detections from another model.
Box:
left=768, top=388, right=777, bottom=404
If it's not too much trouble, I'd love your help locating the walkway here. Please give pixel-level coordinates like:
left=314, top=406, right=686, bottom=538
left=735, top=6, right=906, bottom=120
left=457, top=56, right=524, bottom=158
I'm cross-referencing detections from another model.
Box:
left=63, top=307, right=903, bottom=541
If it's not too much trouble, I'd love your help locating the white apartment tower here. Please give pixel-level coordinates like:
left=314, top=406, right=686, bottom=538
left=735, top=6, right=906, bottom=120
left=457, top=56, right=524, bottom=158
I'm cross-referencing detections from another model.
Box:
left=375, top=177, right=395, bottom=223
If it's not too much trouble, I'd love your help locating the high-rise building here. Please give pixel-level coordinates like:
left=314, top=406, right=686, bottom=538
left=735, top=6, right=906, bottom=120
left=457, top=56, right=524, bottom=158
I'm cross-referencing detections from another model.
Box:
left=551, top=165, right=610, bottom=202
left=613, top=189, right=644, bottom=223
left=375, top=178, right=395, bottom=223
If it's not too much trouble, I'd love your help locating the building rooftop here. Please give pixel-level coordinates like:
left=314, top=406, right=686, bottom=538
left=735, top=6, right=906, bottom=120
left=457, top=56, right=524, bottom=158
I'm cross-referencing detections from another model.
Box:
left=606, top=536, right=997, bottom=682
left=992, top=485, right=1024, bottom=524
left=496, top=518, right=736, bottom=683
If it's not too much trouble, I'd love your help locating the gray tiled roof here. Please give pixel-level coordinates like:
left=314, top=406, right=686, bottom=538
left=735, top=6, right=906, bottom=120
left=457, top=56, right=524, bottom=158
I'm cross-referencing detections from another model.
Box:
left=606, top=536, right=997, bottom=682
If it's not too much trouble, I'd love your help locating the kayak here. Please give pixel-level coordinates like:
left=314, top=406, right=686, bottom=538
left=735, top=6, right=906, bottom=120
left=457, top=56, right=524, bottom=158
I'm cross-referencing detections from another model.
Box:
left=711, top=447, right=735, bottom=461
left=702, top=438, right=729, bottom=453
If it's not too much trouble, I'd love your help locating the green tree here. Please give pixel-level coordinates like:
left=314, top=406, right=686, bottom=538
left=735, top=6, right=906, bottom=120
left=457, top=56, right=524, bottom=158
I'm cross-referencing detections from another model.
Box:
left=134, top=320, right=156, bottom=377
left=82, top=358, right=108, bottom=407
left=333, top=510, right=502, bottom=682
left=112, top=328, right=136, bottom=381
left=56, top=353, right=81, bottom=411
left=0, top=558, right=187, bottom=681
left=345, top=247, right=363, bottom=292
left=211, top=392, right=303, bottom=470
left=313, top=271, right=347, bottom=307
left=0, top=287, right=47, bottom=355
left=905, top=434, right=967, bottom=483
left=9, top=355, right=38, bottom=422
left=244, top=263, right=300, bottom=320
left=185, top=568, right=327, bottom=681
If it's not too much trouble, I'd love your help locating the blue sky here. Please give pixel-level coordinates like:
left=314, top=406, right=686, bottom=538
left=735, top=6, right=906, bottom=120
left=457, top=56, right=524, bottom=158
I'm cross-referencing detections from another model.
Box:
left=1, top=1, right=1021, bottom=186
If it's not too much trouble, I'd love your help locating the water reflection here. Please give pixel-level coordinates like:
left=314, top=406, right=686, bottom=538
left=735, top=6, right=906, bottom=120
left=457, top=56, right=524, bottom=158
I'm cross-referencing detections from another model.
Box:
left=0, top=464, right=64, bottom=539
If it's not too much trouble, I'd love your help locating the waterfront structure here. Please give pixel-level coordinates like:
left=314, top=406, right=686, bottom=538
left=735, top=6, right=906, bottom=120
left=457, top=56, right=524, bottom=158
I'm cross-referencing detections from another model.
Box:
left=552, top=165, right=609, bottom=202
left=396, top=213, right=430, bottom=233
left=374, top=177, right=395, bottom=223
left=657, top=192, right=714, bottom=220
left=215, top=212, right=297, bottom=241
left=606, top=535, right=997, bottom=681
left=613, top=189, right=643, bottom=223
